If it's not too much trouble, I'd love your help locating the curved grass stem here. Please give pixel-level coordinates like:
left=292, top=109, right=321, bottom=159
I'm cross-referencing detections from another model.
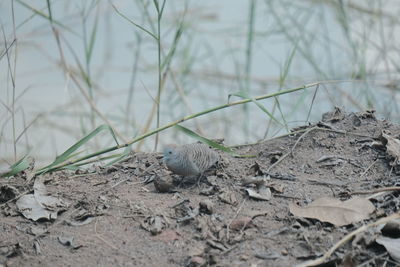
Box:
left=35, top=83, right=317, bottom=174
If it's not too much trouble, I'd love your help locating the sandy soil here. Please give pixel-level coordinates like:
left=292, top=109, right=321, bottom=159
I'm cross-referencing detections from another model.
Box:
left=1, top=108, right=400, bottom=267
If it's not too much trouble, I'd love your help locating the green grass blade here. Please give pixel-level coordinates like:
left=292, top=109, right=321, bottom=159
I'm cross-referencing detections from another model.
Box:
left=159, top=0, right=167, bottom=17
left=86, top=9, right=99, bottom=64
left=63, top=165, right=80, bottom=171
left=105, top=146, right=132, bottom=167
left=37, top=125, right=119, bottom=174
left=229, top=91, right=283, bottom=126
left=112, top=4, right=158, bottom=40
left=36, top=84, right=313, bottom=171
left=1, top=155, right=30, bottom=178
left=16, top=0, right=76, bottom=35
left=160, top=19, right=184, bottom=71
left=175, top=125, right=254, bottom=158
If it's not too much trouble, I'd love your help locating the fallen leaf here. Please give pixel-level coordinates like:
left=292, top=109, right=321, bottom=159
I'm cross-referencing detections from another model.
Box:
left=245, top=187, right=271, bottom=201
left=33, top=176, right=65, bottom=210
left=289, top=197, right=375, bottom=226
left=254, top=250, right=281, bottom=260
left=0, top=185, right=19, bottom=203
left=206, top=239, right=227, bottom=251
left=58, top=236, right=74, bottom=246
left=379, top=219, right=400, bottom=238
left=376, top=236, right=400, bottom=262
left=30, top=225, right=48, bottom=236
left=141, top=215, right=168, bottom=235
left=16, top=194, right=57, bottom=221
left=58, top=236, right=82, bottom=249
left=16, top=177, right=68, bottom=221
left=65, top=217, right=95, bottom=226
left=33, top=240, right=41, bottom=255
left=316, top=155, right=346, bottom=167
left=268, top=183, right=285, bottom=193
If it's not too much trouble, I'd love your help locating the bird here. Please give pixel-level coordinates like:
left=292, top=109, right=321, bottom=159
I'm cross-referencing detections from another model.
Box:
left=163, top=143, right=219, bottom=179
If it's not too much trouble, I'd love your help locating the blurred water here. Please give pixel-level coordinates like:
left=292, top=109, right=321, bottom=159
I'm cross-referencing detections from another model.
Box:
left=1, top=0, right=400, bottom=168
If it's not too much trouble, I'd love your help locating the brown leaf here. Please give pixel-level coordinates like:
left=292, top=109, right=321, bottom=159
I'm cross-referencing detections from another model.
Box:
left=268, top=183, right=285, bottom=193
left=289, top=197, right=375, bottom=226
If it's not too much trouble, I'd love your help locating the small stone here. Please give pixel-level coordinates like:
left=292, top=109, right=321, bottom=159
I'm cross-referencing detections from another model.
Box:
left=154, top=174, right=175, bottom=193
left=199, top=199, right=214, bottom=214
left=229, top=216, right=254, bottom=231
left=239, top=254, right=249, bottom=261
left=187, top=256, right=206, bottom=267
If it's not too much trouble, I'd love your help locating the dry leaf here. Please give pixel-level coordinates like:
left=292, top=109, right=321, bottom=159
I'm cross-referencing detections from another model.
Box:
left=245, top=186, right=271, bottom=201
left=289, top=197, right=375, bottom=226
left=375, top=218, right=400, bottom=263
left=33, top=176, right=65, bottom=210
left=379, top=218, right=400, bottom=237
left=16, top=194, right=57, bottom=221
left=16, top=177, right=67, bottom=221
left=376, top=236, right=400, bottom=262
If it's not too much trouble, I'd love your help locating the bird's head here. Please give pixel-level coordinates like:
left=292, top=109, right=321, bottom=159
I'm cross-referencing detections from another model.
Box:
left=162, top=144, right=178, bottom=161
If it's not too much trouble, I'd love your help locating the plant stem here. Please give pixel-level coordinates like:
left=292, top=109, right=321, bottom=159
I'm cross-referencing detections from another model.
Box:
left=36, top=83, right=316, bottom=174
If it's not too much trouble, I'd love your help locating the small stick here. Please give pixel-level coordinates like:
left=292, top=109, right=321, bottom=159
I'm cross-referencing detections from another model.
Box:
left=290, top=126, right=317, bottom=156
left=0, top=189, right=31, bottom=208
left=351, top=186, right=400, bottom=195
left=268, top=127, right=317, bottom=172
left=359, top=159, right=378, bottom=178
left=226, top=198, right=246, bottom=240
left=296, top=213, right=400, bottom=267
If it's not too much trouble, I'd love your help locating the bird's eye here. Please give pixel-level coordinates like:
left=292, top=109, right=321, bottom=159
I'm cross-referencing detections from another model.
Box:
left=168, top=151, right=172, bottom=154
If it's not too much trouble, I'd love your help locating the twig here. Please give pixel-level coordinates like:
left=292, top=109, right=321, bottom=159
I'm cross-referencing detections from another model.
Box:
left=267, top=152, right=290, bottom=172
left=267, top=126, right=317, bottom=172
left=94, top=218, right=118, bottom=250
left=351, top=186, right=400, bottom=195
left=290, top=126, right=317, bottom=156
left=226, top=198, right=246, bottom=240
left=0, top=189, right=31, bottom=208
left=296, top=213, right=400, bottom=267
left=360, top=159, right=378, bottom=178
left=358, top=252, right=388, bottom=267
left=94, top=216, right=143, bottom=260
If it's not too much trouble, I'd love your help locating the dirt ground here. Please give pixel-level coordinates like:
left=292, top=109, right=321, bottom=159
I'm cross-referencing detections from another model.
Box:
left=1, top=109, right=400, bottom=267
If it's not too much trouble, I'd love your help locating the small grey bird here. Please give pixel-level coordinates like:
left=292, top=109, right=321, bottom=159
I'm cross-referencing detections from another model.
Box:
left=163, top=143, right=219, bottom=177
